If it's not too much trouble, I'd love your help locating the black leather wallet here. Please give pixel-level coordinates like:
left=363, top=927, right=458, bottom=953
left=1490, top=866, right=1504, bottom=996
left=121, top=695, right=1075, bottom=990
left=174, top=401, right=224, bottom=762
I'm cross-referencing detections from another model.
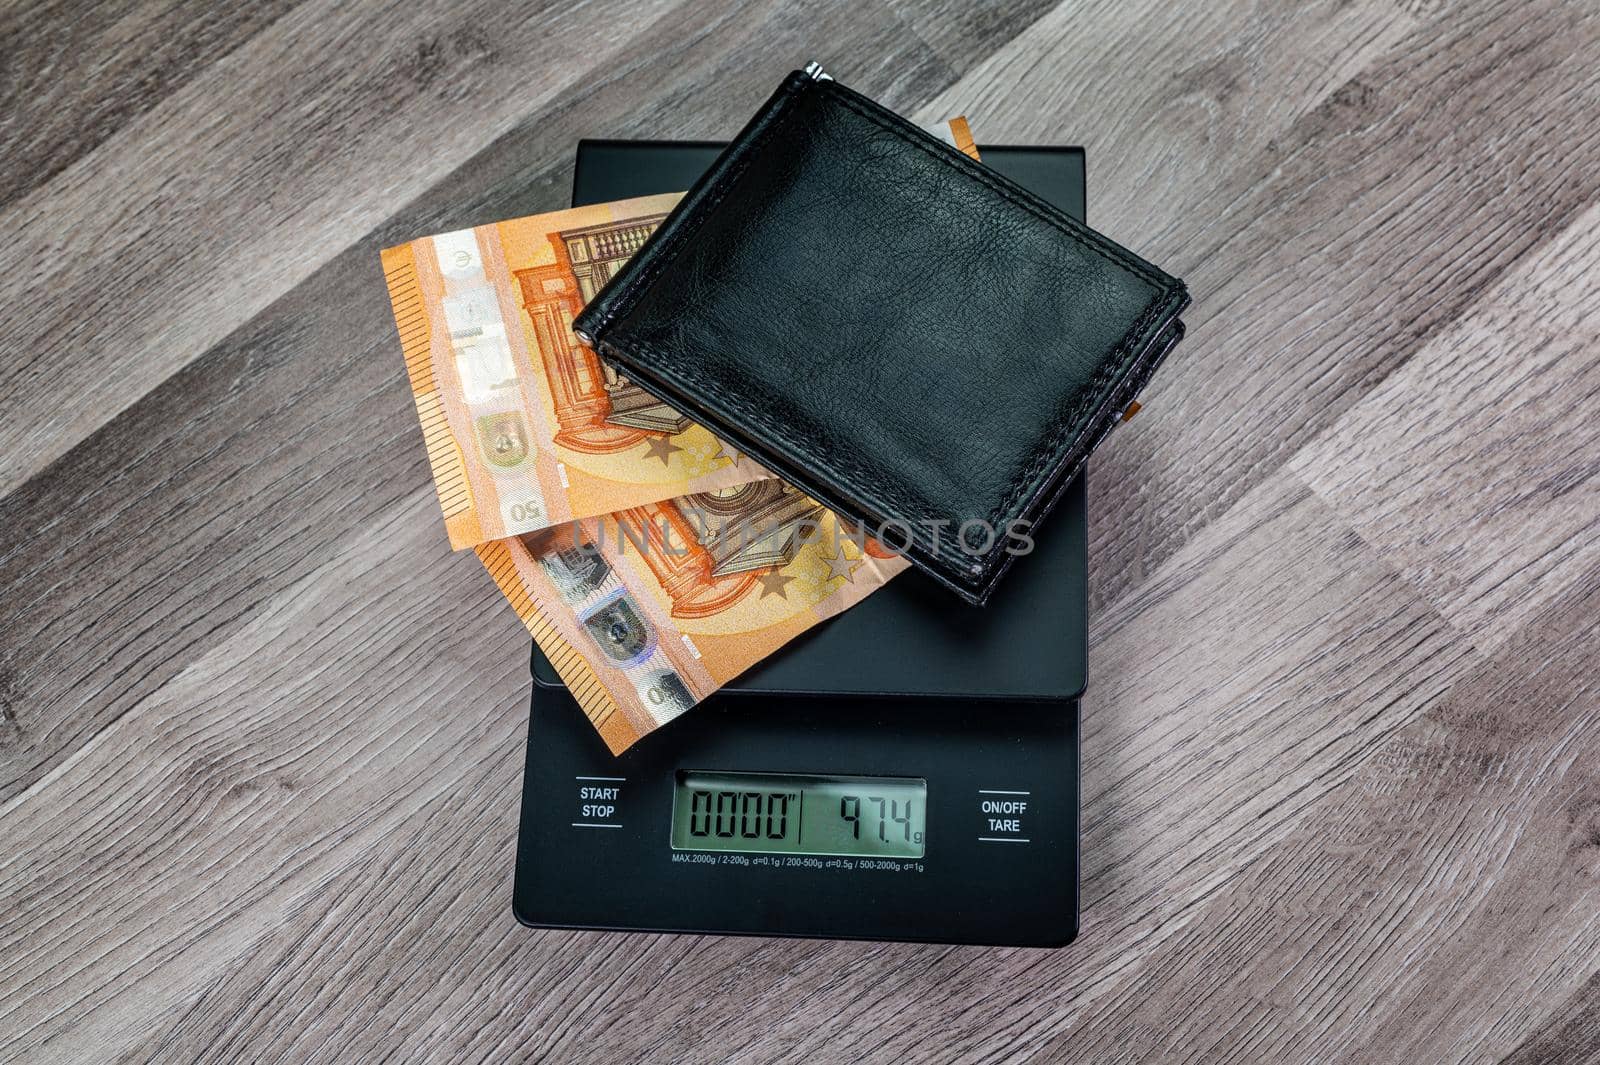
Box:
left=574, top=66, right=1189, bottom=604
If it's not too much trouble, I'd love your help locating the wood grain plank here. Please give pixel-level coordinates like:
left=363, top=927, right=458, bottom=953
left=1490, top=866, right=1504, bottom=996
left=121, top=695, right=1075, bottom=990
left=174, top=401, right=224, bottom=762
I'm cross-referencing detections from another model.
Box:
left=0, top=0, right=303, bottom=211
left=915, top=0, right=1418, bottom=205
left=920, top=0, right=1600, bottom=614
left=0, top=0, right=699, bottom=497
left=1024, top=557, right=1600, bottom=1065
left=1291, top=200, right=1600, bottom=653
left=0, top=0, right=954, bottom=804
left=0, top=491, right=532, bottom=1062
left=1501, top=969, right=1600, bottom=1065
left=882, top=0, right=1060, bottom=74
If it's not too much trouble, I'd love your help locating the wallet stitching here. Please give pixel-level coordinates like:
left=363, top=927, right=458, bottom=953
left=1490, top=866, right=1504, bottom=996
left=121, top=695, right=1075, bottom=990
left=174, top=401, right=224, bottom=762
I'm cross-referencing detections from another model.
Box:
left=989, top=290, right=1179, bottom=540
left=593, top=76, right=1187, bottom=586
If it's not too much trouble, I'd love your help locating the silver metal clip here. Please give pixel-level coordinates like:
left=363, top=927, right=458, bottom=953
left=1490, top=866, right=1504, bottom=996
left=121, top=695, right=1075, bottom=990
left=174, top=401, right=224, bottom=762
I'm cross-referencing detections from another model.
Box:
left=803, top=61, right=832, bottom=82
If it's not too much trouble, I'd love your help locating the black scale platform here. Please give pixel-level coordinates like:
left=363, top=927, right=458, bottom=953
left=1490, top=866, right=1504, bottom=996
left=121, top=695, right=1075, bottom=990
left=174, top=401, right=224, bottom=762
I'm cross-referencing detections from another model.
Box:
left=515, top=140, right=1087, bottom=946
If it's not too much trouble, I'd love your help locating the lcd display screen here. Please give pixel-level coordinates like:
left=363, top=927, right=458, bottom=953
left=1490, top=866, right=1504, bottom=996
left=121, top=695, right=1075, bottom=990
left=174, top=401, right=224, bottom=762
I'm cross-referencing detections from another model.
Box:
left=671, top=771, right=926, bottom=858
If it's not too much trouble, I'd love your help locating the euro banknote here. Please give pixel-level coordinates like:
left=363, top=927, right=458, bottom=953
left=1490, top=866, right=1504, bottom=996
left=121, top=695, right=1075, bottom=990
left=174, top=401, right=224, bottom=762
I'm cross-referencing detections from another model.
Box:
left=380, top=194, right=769, bottom=550
left=478, top=488, right=910, bottom=754
left=453, top=119, right=976, bottom=752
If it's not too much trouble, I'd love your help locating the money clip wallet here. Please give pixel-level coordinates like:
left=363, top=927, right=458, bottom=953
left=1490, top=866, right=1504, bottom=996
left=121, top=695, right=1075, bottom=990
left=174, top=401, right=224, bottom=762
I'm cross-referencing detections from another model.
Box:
left=574, top=65, right=1190, bottom=605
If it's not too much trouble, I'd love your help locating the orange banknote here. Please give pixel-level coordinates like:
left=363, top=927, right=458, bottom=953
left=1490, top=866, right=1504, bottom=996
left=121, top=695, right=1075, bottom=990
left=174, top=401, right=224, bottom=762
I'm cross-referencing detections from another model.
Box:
left=381, top=194, right=768, bottom=550
left=429, top=121, right=977, bottom=753
left=478, top=486, right=909, bottom=754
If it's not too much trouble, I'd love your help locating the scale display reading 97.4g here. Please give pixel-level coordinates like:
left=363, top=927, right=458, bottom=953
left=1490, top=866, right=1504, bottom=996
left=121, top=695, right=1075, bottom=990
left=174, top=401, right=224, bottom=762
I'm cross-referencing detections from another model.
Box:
left=671, top=771, right=926, bottom=858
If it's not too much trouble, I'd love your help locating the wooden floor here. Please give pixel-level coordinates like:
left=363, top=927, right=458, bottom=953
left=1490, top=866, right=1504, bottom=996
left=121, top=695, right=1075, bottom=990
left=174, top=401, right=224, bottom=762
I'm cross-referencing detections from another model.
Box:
left=3, top=0, right=1598, bottom=1061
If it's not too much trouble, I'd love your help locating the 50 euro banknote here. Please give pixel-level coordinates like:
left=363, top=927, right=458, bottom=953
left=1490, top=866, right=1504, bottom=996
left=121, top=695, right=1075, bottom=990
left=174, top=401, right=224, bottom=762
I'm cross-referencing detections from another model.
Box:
left=478, top=486, right=909, bottom=754
left=380, top=193, right=768, bottom=550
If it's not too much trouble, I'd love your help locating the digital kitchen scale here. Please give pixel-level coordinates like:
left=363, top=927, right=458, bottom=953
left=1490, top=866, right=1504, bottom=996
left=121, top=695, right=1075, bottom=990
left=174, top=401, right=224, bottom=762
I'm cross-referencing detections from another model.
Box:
left=514, top=139, right=1087, bottom=947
